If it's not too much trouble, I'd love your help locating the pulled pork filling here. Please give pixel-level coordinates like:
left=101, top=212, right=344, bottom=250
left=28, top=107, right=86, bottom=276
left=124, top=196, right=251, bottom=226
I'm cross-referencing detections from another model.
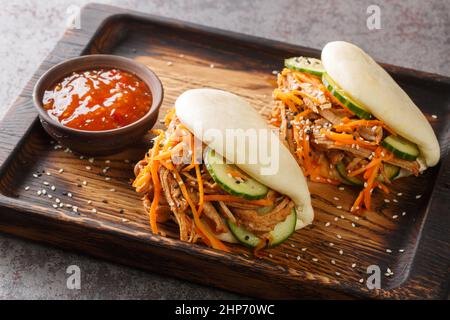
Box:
left=133, top=109, right=295, bottom=252
left=271, top=68, right=420, bottom=212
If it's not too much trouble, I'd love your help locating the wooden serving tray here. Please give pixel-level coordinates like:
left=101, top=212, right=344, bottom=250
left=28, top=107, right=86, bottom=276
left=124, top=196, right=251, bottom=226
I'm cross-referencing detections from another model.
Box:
left=0, top=4, right=449, bottom=299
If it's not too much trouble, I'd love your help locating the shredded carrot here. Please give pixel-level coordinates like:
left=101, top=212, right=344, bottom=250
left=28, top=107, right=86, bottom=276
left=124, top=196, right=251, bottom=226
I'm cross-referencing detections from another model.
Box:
left=351, top=190, right=364, bottom=213
left=348, top=158, right=382, bottom=177
left=153, top=142, right=184, bottom=160
left=191, top=133, right=204, bottom=217
left=164, top=108, right=176, bottom=127
left=273, top=90, right=299, bottom=113
left=182, top=163, right=196, bottom=172
left=148, top=133, right=165, bottom=234
left=333, top=120, right=397, bottom=135
left=294, top=109, right=312, bottom=121
left=203, top=195, right=273, bottom=207
left=291, top=70, right=322, bottom=87
left=324, top=131, right=377, bottom=149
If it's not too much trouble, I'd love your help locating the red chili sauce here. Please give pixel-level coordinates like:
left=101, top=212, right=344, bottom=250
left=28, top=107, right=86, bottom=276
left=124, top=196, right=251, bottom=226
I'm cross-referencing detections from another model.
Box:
left=43, top=68, right=152, bottom=131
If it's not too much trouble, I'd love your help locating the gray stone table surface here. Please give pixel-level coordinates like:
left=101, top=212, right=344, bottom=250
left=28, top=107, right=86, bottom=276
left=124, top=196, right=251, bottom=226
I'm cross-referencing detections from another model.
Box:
left=0, top=0, right=448, bottom=299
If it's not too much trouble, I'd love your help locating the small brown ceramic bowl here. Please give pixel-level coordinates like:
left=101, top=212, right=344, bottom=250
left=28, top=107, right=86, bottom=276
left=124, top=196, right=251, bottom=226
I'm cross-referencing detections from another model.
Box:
left=33, top=54, right=163, bottom=155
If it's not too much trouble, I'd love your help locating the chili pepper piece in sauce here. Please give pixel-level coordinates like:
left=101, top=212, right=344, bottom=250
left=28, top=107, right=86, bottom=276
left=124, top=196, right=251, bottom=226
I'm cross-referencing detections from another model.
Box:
left=42, top=68, right=152, bottom=131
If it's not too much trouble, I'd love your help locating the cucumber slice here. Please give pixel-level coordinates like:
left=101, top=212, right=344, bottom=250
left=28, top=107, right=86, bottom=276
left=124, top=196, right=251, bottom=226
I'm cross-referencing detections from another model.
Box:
left=227, top=209, right=297, bottom=248
left=285, top=57, right=325, bottom=76
left=335, top=163, right=364, bottom=186
left=204, top=148, right=268, bottom=200
left=380, top=163, right=400, bottom=181
left=322, top=73, right=372, bottom=120
left=269, top=209, right=297, bottom=247
left=381, top=135, right=419, bottom=161
left=226, top=220, right=261, bottom=248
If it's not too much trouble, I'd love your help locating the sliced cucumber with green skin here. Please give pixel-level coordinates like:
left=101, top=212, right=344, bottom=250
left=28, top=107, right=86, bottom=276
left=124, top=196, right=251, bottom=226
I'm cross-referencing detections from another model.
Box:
left=379, top=163, right=400, bottom=181
left=204, top=148, right=268, bottom=200
left=335, top=163, right=364, bottom=186
left=227, top=209, right=297, bottom=248
left=381, top=135, right=420, bottom=161
left=285, top=57, right=325, bottom=76
left=322, top=73, right=372, bottom=120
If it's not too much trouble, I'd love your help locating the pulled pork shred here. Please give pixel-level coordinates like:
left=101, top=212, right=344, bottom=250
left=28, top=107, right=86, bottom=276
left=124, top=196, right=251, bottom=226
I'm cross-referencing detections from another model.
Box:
left=271, top=68, right=420, bottom=212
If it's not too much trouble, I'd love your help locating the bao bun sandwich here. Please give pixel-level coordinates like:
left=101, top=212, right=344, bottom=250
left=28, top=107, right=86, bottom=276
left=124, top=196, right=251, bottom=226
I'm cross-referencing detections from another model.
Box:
left=271, top=41, right=439, bottom=212
left=133, top=88, right=313, bottom=252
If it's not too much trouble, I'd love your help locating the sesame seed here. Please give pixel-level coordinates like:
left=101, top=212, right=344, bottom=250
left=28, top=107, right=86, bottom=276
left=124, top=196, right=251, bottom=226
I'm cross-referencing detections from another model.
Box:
left=87, top=200, right=92, bottom=205
left=392, top=215, right=398, bottom=219
left=415, top=194, right=422, bottom=199
left=334, top=217, right=339, bottom=221
left=329, top=242, right=334, bottom=247
left=46, top=172, right=51, bottom=176
left=325, top=222, right=331, bottom=227
left=431, top=114, right=437, bottom=119
left=339, top=249, right=343, bottom=255
left=338, top=187, right=345, bottom=191
left=312, top=258, right=318, bottom=262
left=72, top=207, right=78, bottom=213
left=301, top=248, right=307, bottom=251
left=340, top=215, right=345, bottom=219
left=352, top=263, right=356, bottom=268
left=105, top=177, right=111, bottom=181
left=402, top=211, right=406, bottom=216
left=59, top=203, right=63, bottom=208
left=82, top=181, right=87, bottom=186
left=121, top=218, right=129, bottom=222
left=386, top=249, right=392, bottom=253
left=336, top=205, right=342, bottom=209
left=269, top=254, right=273, bottom=258
left=55, top=198, right=61, bottom=203
left=24, top=186, right=30, bottom=191
left=397, top=192, right=402, bottom=196
left=333, top=197, right=340, bottom=201
left=43, top=181, right=49, bottom=186
left=91, top=208, right=97, bottom=213
left=47, top=194, right=52, bottom=199
left=105, top=160, right=111, bottom=164
left=331, top=259, right=336, bottom=265
left=359, top=278, right=364, bottom=283
left=290, top=243, right=296, bottom=248
left=209, top=64, right=215, bottom=68
left=52, top=204, right=58, bottom=208
left=65, top=204, right=72, bottom=208
left=109, top=188, right=116, bottom=192
left=384, top=199, right=390, bottom=203
left=272, top=70, right=278, bottom=75
left=42, top=189, right=47, bottom=195
left=351, top=223, right=356, bottom=227
left=88, top=157, right=94, bottom=163
left=79, top=156, right=84, bottom=160
left=337, top=234, right=342, bottom=239
left=67, top=193, right=72, bottom=198
left=124, top=159, right=130, bottom=164
left=51, top=185, right=56, bottom=191
left=85, top=166, right=91, bottom=170
left=399, top=249, right=405, bottom=253
left=58, top=168, right=64, bottom=173
left=296, top=256, right=301, bottom=261
left=335, top=272, right=341, bottom=276
left=166, top=61, right=173, bottom=66
left=387, top=267, right=392, bottom=274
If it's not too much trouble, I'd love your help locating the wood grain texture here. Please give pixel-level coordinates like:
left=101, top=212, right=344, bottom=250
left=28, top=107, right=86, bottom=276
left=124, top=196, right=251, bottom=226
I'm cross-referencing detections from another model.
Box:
left=0, top=4, right=449, bottom=299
